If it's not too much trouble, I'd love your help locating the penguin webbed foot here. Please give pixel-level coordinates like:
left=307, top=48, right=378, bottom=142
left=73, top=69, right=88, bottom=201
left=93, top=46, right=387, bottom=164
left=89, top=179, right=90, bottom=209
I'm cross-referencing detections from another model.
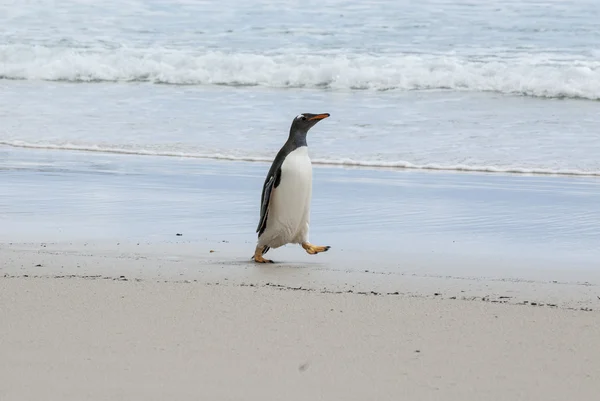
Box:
left=253, top=246, right=274, bottom=264
left=302, top=242, right=331, bottom=255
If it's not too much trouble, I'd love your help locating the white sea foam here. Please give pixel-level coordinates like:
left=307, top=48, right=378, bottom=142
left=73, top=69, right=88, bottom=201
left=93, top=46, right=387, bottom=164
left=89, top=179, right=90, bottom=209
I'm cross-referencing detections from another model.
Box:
left=1, top=45, right=600, bottom=100
left=2, top=140, right=599, bottom=177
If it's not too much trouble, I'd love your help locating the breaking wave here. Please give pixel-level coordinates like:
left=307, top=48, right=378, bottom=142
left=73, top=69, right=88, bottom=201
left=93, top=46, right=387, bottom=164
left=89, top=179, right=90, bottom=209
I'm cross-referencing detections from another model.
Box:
left=1, top=44, right=600, bottom=100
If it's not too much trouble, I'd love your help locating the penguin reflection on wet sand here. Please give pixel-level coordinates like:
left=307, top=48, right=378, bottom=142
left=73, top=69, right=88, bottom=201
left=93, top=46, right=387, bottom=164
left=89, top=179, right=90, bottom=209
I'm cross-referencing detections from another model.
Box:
left=253, top=113, right=331, bottom=263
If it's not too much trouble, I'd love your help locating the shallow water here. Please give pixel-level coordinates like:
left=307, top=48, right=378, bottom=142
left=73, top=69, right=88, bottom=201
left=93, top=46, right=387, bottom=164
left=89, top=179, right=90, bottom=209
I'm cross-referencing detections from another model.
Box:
left=1, top=81, right=600, bottom=176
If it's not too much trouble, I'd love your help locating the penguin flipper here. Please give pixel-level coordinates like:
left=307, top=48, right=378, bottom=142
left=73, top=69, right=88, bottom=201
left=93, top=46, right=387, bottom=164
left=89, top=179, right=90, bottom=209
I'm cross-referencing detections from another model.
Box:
left=256, top=167, right=281, bottom=235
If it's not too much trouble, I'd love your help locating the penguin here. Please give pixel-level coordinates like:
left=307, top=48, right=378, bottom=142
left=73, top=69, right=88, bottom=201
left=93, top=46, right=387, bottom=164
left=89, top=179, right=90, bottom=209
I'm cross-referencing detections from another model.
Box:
left=253, top=113, right=331, bottom=263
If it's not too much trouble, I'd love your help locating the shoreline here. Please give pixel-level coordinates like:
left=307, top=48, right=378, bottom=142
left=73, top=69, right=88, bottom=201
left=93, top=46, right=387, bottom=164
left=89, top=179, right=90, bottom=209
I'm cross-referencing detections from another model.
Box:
left=4, top=142, right=600, bottom=178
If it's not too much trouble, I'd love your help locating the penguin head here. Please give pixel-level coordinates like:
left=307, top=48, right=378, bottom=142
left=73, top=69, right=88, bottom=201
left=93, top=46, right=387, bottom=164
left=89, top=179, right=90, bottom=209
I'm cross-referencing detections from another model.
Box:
left=291, top=113, right=330, bottom=133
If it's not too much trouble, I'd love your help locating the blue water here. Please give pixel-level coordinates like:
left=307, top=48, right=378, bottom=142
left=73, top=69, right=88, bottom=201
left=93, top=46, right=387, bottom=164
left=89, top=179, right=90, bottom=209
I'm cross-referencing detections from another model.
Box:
left=1, top=0, right=600, bottom=175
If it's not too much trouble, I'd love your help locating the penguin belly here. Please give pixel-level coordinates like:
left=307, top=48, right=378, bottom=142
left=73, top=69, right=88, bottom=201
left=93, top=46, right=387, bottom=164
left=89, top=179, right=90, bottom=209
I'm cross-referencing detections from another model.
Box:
left=260, top=147, right=313, bottom=249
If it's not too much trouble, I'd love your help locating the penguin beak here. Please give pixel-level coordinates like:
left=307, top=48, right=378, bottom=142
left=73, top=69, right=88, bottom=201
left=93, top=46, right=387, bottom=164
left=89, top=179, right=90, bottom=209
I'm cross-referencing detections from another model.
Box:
left=308, top=113, right=330, bottom=121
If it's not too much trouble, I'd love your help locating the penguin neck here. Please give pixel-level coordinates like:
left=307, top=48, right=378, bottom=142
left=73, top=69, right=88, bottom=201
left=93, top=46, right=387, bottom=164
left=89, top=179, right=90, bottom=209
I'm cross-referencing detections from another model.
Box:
left=287, top=128, right=308, bottom=149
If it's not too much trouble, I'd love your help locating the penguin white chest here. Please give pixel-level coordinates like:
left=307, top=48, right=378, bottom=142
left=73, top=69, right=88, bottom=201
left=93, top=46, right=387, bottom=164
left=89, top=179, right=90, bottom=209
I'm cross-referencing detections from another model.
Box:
left=268, top=146, right=313, bottom=245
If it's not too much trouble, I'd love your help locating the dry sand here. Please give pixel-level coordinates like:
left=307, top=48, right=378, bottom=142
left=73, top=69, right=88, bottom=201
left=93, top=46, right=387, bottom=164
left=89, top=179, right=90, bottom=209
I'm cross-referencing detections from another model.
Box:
left=1, top=242, right=600, bottom=401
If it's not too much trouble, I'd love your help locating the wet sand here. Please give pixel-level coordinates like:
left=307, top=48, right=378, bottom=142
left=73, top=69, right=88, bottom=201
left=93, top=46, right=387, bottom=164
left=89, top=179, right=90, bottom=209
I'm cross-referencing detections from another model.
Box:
left=2, top=147, right=600, bottom=267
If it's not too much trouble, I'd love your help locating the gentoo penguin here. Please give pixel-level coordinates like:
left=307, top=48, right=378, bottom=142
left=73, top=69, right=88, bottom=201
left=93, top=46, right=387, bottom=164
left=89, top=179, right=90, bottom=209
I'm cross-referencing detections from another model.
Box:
left=253, top=113, right=331, bottom=263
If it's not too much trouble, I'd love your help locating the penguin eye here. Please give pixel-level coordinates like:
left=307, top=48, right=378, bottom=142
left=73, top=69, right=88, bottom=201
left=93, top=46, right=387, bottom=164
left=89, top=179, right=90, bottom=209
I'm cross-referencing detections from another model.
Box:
left=301, top=116, right=307, bottom=121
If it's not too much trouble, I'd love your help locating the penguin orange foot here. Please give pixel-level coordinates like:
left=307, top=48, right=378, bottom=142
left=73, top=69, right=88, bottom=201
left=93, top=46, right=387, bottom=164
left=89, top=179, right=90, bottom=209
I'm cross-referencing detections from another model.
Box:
left=302, top=242, right=331, bottom=255
left=253, top=245, right=274, bottom=263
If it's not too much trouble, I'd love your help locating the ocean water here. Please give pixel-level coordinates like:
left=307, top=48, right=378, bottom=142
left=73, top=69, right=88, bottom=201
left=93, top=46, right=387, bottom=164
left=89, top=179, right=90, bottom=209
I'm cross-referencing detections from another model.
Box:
left=1, top=0, right=600, bottom=175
